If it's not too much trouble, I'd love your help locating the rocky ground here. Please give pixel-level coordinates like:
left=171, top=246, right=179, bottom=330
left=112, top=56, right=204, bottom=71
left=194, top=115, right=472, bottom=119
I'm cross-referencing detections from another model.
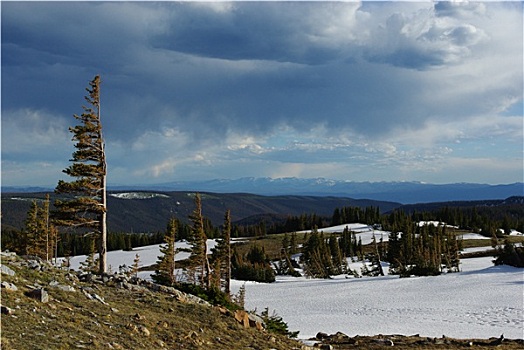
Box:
left=310, top=331, right=524, bottom=349
left=0, top=252, right=305, bottom=350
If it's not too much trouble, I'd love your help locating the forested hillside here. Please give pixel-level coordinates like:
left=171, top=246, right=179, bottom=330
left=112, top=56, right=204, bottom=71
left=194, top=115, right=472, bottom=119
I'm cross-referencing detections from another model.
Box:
left=1, top=191, right=400, bottom=232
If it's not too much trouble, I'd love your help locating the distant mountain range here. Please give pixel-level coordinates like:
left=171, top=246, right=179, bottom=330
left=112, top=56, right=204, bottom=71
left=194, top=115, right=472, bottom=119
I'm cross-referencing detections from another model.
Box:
left=3, top=178, right=523, bottom=204
left=116, top=178, right=523, bottom=204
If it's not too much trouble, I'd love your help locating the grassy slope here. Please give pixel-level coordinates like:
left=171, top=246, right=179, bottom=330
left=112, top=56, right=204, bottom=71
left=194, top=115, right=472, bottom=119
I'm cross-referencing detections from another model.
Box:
left=0, top=255, right=304, bottom=350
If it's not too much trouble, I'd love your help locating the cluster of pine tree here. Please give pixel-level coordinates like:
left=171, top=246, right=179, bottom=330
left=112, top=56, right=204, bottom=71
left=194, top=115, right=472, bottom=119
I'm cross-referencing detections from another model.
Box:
left=231, top=245, right=275, bottom=283
left=11, top=195, right=60, bottom=263
left=387, top=223, right=461, bottom=277
left=331, top=206, right=381, bottom=226
left=233, top=213, right=329, bottom=237
left=301, top=227, right=349, bottom=278
left=151, top=194, right=237, bottom=302
left=274, top=232, right=301, bottom=277
left=493, top=239, right=524, bottom=268
left=296, top=221, right=461, bottom=279
left=385, top=203, right=524, bottom=238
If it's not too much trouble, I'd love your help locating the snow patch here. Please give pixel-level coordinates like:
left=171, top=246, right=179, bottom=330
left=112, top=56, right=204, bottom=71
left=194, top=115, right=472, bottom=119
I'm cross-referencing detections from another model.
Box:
left=109, top=192, right=170, bottom=200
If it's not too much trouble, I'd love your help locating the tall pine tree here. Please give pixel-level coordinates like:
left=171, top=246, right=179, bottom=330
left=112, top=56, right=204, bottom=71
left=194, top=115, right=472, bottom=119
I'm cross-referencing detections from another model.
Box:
left=152, top=218, right=177, bottom=285
left=24, top=200, right=47, bottom=258
left=211, top=210, right=232, bottom=294
left=187, top=193, right=211, bottom=289
left=54, top=75, right=108, bottom=274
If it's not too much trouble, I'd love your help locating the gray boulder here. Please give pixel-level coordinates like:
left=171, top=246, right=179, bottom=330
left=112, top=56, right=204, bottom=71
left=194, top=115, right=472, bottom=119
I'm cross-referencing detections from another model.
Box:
left=0, top=264, right=15, bottom=276
left=1, top=281, right=18, bottom=292
left=25, top=288, right=49, bottom=303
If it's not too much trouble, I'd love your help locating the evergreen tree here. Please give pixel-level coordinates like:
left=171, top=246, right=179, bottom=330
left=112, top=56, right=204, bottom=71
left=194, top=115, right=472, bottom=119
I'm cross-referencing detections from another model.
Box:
left=49, top=224, right=60, bottom=265
left=387, top=231, right=402, bottom=273
left=54, top=75, right=108, bottom=274
left=371, top=234, right=385, bottom=276
left=42, top=194, right=51, bottom=261
left=132, top=253, right=141, bottom=278
left=289, top=231, right=298, bottom=255
left=211, top=210, right=232, bottom=294
left=187, top=193, right=211, bottom=289
left=79, top=236, right=98, bottom=273
left=24, top=200, right=47, bottom=258
left=232, top=245, right=275, bottom=283
left=493, top=239, right=524, bottom=268
left=152, top=218, right=177, bottom=285
left=328, top=233, right=346, bottom=275
left=275, top=233, right=301, bottom=277
left=302, top=228, right=332, bottom=278
left=361, top=234, right=384, bottom=277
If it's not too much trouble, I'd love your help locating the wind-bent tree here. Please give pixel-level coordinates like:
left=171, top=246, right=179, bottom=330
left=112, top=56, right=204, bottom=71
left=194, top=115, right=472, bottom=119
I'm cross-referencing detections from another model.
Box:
left=54, top=75, right=108, bottom=274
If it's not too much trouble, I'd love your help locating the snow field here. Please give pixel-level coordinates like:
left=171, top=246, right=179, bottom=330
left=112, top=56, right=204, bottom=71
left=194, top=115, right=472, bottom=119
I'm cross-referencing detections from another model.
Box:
left=63, top=225, right=523, bottom=340
left=233, top=257, right=523, bottom=340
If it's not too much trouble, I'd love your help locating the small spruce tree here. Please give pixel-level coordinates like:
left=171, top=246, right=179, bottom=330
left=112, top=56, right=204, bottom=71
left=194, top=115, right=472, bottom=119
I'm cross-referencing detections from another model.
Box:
left=79, top=236, right=98, bottom=273
left=132, top=253, right=141, bottom=278
left=186, top=193, right=211, bottom=288
left=152, top=218, right=177, bottom=285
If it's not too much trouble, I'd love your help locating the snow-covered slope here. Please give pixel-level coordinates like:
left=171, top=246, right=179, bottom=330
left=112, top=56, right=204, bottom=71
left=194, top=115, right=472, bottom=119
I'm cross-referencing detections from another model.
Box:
left=63, top=226, right=523, bottom=340
left=235, top=257, right=523, bottom=340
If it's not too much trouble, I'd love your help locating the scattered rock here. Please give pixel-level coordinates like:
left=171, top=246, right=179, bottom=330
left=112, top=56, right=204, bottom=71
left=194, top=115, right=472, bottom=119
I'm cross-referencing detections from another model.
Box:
left=1, top=281, right=18, bottom=292
left=184, top=330, right=199, bottom=340
left=1, top=251, right=17, bottom=258
left=134, top=313, right=146, bottom=320
left=93, top=293, right=107, bottom=304
left=49, top=281, right=76, bottom=292
left=248, top=313, right=265, bottom=330
left=234, top=309, right=250, bottom=328
left=26, top=259, right=44, bottom=271
left=1, top=305, right=14, bottom=315
left=315, top=344, right=333, bottom=350
left=1, top=264, right=16, bottom=276
left=216, top=305, right=230, bottom=316
left=126, top=323, right=138, bottom=332
left=316, top=332, right=329, bottom=340
left=25, top=288, right=49, bottom=303
left=56, top=285, right=76, bottom=292
left=82, top=289, right=94, bottom=300
left=79, top=273, right=94, bottom=283
left=138, top=325, right=150, bottom=337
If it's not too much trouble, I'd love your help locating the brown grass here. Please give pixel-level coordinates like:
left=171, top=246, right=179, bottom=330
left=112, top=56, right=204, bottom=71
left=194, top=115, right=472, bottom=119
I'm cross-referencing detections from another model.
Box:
left=0, top=256, right=304, bottom=350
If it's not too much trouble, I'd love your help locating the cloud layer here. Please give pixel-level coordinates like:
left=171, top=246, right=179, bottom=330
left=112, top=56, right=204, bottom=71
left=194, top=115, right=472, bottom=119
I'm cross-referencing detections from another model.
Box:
left=2, top=1, right=522, bottom=186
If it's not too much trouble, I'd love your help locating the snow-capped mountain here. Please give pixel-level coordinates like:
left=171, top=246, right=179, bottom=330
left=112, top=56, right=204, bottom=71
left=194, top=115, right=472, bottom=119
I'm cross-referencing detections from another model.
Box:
left=124, top=178, right=523, bottom=204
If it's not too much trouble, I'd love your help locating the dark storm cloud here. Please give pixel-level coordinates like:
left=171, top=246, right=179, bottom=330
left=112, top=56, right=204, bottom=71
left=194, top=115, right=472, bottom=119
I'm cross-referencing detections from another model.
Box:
left=2, top=1, right=522, bottom=186
left=0, top=1, right=500, bottom=137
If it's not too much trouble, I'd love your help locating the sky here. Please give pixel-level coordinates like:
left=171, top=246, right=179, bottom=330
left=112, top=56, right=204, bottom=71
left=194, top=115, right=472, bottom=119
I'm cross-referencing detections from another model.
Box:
left=2, top=1, right=523, bottom=187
